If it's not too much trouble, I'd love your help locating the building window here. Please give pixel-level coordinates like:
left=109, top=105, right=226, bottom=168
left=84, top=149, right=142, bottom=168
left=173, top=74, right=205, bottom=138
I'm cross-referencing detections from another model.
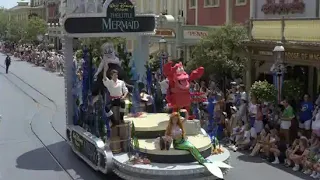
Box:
left=189, top=0, right=196, bottom=9
left=236, top=0, right=247, bottom=6
left=204, top=0, right=220, bottom=7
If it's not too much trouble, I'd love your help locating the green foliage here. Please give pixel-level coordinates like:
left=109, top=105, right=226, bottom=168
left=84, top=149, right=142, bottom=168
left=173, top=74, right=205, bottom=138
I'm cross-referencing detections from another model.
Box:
left=282, top=79, right=304, bottom=100
left=251, top=80, right=277, bottom=103
left=186, top=24, right=248, bottom=79
left=0, top=8, right=9, bottom=39
left=131, top=122, right=139, bottom=149
left=148, top=55, right=160, bottom=72
left=118, top=45, right=132, bottom=79
left=6, top=19, right=27, bottom=43
left=24, top=17, right=47, bottom=43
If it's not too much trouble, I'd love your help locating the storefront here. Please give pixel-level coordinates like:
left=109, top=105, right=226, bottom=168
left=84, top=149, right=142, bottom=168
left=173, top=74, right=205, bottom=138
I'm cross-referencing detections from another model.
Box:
left=146, top=18, right=211, bottom=62
left=244, top=18, right=320, bottom=98
left=47, top=23, right=62, bottom=50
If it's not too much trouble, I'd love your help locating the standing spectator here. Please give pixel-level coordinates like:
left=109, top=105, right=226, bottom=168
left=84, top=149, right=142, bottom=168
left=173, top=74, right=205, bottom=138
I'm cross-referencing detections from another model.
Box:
left=226, top=86, right=237, bottom=118
left=159, top=76, right=169, bottom=112
left=159, top=76, right=168, bottom=100
left=312, top=106, right=320, bottom=136
left=236, top=96, right=248, bottom=124
left=299, top=94, right=314, bottom=137
left=254, top=104, right=264, bottom=134
left=5, top=55, right=11, bottom=74
left=280, top=99, right=295, bottom=146
left=248, top=96, right=258, bottom=128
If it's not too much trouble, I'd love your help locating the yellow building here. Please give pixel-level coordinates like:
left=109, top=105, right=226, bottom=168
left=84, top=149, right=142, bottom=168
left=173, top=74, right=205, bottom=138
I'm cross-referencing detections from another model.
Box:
left=8, top=0, right=46, bottom=22
left=244, top=18, right=320, bottom=98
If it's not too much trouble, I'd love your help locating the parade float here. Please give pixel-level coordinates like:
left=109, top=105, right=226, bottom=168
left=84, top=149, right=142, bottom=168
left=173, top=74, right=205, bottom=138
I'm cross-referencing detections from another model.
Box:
left=61, top=0, right=231, bottom=179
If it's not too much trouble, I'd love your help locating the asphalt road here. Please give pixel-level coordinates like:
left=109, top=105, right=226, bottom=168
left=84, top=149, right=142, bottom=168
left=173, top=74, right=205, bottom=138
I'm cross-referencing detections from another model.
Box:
left=0, top=54, right=312, bottom=180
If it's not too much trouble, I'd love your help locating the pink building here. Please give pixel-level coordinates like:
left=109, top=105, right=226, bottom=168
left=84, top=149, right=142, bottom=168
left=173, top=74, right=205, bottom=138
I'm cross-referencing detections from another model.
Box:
left=186, top=0, right=251, bottom=26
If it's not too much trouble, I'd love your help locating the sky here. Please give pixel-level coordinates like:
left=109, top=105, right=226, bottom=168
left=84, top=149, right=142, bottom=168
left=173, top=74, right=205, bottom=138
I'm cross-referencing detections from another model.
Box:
left=0, top=0, right=29, bottom=9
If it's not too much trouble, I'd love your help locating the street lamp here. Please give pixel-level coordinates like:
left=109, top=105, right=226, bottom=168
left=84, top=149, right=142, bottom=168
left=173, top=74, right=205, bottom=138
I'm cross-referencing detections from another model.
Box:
left=159, top=36, right=168, bottom=75
left=270, top=44, right=286, bottom=103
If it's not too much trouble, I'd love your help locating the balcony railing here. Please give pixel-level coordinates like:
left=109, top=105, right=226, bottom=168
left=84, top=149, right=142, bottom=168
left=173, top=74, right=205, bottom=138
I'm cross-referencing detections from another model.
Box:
left=248, top=18, right=320, bottom=42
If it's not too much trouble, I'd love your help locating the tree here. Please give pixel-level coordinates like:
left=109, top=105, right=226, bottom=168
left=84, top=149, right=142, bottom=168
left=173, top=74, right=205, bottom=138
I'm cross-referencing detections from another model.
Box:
left=24, top=16, right=47, bottom=43
left=7, top=19, right=27, bottom=43
left=0, top=8, right=9, bottom=39
left=251, top=80, right=277, bottom=103
left=186, top=24, right=248, bottom=81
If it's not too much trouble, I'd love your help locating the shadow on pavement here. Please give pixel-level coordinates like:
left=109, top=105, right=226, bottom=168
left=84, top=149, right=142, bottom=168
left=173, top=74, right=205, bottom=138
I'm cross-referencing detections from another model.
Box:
left=237, top=151, right=312, bottom=180
left=16, top=141, right=122, bottom=180
left=237, top=154, right=264, bottom=163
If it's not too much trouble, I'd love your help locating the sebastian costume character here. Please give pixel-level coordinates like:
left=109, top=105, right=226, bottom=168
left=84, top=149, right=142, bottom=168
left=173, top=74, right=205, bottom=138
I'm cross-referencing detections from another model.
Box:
left=163, top=61, right=204, bottom=119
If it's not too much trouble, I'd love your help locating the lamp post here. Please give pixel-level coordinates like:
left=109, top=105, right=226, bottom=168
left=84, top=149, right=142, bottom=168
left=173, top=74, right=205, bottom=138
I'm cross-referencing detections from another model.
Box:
left=159, top=36, right=168, bottom=75
left=271, top=45, right=286, bottom=103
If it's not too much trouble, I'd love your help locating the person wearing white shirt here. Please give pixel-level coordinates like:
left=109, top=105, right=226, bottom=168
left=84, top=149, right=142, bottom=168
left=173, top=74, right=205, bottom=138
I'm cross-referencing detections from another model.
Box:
left=103, top=69, right=128, bottom=126
left=159, top=77, right=169, bottom=97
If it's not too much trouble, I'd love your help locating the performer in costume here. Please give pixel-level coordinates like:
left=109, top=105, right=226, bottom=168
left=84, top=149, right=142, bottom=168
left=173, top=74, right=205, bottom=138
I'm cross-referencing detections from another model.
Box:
left=103, top=69, right=128, bottom=126
left=94, top=42, right=125, bottom=81
left=165, top=112, right=231, bottom=178
left=164, top=61, right=204, bottom=119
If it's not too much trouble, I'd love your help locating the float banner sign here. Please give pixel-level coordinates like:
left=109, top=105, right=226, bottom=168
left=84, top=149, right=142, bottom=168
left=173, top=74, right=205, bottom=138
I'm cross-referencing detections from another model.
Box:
left=64, top=0, right=156, bottom=34
left=71, top=131, right=98, bottom=165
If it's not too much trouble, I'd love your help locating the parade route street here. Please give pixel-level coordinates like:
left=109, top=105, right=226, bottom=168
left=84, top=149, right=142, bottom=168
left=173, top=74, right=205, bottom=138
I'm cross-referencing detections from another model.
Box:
left=0, top=54, right=312, bottom=180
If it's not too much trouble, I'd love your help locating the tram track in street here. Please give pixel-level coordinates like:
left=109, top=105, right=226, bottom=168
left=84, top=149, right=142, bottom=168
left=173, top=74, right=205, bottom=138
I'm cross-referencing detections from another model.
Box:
left=0, top=65, right=75, bottom=180
left=0, top=64, right=68, bottom=141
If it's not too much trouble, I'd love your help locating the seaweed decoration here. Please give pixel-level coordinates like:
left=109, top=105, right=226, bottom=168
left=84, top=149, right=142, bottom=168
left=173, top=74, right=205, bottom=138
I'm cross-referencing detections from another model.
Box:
left=131, top=122, right=139, bottom=150
left=72, top=57, right=80, bottom=125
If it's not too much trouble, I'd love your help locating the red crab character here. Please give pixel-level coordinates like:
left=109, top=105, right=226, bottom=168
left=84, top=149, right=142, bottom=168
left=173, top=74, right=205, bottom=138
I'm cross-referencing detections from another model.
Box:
left=163, top=61, right=204, bottom=119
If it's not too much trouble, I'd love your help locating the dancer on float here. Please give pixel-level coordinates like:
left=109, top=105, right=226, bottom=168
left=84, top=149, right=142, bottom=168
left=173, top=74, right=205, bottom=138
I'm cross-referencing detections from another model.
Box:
left=165, top=112, right=231, bottom=178
left=102, top=69, right=128, bottom=127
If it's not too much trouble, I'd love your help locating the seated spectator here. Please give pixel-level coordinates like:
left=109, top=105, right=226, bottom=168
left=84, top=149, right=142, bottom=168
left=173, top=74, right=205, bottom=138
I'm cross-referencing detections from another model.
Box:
left=234, top=124, right=251, bottom=151
left=260, top=128, right=280, bottom=160
left=288, top=138, right=309, bottom=171
left=285, top=139, right=299, bottom=167
left=270, top=134, right=287, bottom=164
left=228, top=120, right=244, bottom=146
left=249, top=125, right=270, bottom=156
left=310, top=155, right=320, bottom=178
left=302, top=133, right=320, bottom=175
left=249, top=126, right=258, bottom=150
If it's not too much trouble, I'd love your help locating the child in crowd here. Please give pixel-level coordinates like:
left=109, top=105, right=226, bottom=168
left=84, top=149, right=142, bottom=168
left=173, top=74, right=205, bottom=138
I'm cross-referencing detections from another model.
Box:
left=285, top=139, right=299, bottom=167
left=270, top=134, right=287, bottom=164
left=233, top=124, right=251, bottom=151
left=302, top=133, right=320, bottom=175
left=225, top=106, right=237, bottom=138
left=250, top=125, right=270, bottom=156
left=310, top=157, right=320, bottom=178
left=289, top=138, right=309, bottom=171
left=260, top=128, right=280, bottom=160
left=229, top=121, right=244, bottom=148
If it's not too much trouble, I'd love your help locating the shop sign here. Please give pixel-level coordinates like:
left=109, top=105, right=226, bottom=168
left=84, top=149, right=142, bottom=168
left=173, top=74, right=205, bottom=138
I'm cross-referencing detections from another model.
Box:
left=183, top=30, right=208, bottom=40
left=154, top=29, right=175, bottom=37
left=72, top=131, right=98, bottom=166
left=64, top=0, right=155, bottom=34
left=256, top=51, right=320, bottom=61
